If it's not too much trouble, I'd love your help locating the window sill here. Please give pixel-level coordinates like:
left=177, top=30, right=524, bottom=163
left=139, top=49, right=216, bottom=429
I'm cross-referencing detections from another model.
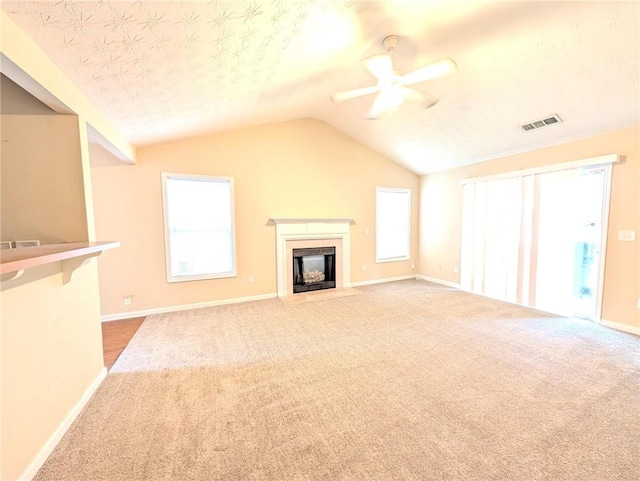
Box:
left=375, top=256, right=410, bottom=264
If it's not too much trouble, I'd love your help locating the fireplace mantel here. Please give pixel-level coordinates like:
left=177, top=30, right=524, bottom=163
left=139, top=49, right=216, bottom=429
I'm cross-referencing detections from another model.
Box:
left=270, top=218, right=354, bottom=225
left=270, top=218, right=353, bottom=297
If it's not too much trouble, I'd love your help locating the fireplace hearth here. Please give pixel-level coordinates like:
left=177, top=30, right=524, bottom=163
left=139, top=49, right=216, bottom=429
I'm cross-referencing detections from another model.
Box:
left=293, top=247, right=336, bottom=293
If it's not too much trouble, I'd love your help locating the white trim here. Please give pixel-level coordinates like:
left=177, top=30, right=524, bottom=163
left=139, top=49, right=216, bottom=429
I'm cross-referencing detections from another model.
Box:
left=460, top=154, right=620, bottom=185
left=375, top=256, right=411, bottom=264
left=593, top=164, right=613, bottom=323
left=19, top=367, right=107, bottom=481
left=416, top=275, right=461, bottom=289
left=350, top=275, right=416, bottom=287
left=599, top=319, right=640, bottom=336
left=101, top=293, right=277, bottom=321
left=271, top=218, right=353, bottom=224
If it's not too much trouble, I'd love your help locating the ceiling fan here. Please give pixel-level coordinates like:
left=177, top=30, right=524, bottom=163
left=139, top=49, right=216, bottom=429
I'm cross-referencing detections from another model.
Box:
left=330, top=35, right=457, bottom=119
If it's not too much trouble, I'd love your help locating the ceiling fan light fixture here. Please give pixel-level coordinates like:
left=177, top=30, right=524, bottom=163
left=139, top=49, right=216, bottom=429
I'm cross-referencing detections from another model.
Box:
left=368, top=86, right=407, bottom=119
left=364, top=55, right=394, bottom=82
left=382, top=86, right=404, bottom=109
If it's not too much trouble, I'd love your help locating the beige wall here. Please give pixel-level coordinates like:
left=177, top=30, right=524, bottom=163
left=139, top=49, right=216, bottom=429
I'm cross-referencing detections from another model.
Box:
left=1, top=262, right=104, bottom=480
left=1, top=115, right=88, bottom=243
left=1, top=85, right=106, bottom=478
left=419, top=125, right=640, bottom=329
left=0, top=74, right=55, bottom=115
left=91, top=119, right=419, bottom=316
left=0, top=12, right=132, bottom=479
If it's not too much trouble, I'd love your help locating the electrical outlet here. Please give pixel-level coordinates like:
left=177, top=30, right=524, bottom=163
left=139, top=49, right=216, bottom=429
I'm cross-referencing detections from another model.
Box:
left=411, top=263, right=415, bottom=270
left=454, top=266, right=459, bottom=273
left=123, top=295, right=132, bottom=306
left=365, top=228, right=370, bottom=235
left=249, top=275, right=255, bottom=284
left=361, top=264, right=366, bottom=272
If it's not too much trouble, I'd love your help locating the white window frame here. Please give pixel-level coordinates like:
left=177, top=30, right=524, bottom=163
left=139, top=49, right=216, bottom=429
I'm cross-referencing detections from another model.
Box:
left=375, top=187, right=411, bottom=263
left=161, top=173, right=237, bottom=283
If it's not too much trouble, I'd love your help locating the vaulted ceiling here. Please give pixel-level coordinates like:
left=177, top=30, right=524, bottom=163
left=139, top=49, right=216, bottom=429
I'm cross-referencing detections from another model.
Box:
left=2, top=1, right=639, bottom=174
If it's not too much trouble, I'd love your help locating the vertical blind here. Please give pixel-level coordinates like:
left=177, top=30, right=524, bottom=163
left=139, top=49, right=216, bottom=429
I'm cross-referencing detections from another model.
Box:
left=461, top=177, right=523, bottom=303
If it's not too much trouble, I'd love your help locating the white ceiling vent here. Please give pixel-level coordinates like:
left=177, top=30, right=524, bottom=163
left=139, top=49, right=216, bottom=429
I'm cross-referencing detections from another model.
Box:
left=521, top=114, right=562, bottom=132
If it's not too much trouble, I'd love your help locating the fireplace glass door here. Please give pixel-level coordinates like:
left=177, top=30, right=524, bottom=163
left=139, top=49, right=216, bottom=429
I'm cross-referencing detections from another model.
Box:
left=293, top=247, right=336, bottom=293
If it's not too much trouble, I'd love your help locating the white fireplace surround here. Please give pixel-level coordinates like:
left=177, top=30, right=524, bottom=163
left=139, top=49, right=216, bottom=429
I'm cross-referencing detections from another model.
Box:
left=271, top=218, right=353, bottom=297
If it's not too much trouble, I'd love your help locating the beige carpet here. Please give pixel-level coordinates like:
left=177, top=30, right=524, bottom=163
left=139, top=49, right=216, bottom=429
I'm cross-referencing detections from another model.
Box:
left=36, top=280, right=639, bottom=480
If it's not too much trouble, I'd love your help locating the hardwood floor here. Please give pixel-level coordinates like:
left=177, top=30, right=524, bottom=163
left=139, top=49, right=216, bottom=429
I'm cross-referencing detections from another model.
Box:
left=102, top=317, right=145, bottom=371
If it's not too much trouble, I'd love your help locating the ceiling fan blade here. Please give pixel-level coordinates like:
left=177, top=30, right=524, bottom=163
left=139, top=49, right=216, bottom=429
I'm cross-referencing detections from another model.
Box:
left=368, top=89, right=404, bottom=119
left=400, top=87, right=439, bottom=109
left=330, top=85, right=381, bottom=103
left=363, top=54, right=394, bottom=82
left=400, top=58, right=457, bottom=86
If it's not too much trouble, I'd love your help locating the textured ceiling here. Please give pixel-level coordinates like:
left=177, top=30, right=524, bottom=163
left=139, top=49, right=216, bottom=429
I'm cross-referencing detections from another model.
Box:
left=2, top=1, right=639, bottom=174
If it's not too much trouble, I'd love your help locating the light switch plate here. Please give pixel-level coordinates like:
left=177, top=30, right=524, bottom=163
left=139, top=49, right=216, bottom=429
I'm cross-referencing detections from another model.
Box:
left=618, top=230, right=636, bottom=241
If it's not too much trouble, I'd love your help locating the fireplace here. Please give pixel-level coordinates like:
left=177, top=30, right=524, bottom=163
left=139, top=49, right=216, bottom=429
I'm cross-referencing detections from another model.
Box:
left=293, top=247, right=336, bottom=293
left=270, top=218, right=352, bottom=297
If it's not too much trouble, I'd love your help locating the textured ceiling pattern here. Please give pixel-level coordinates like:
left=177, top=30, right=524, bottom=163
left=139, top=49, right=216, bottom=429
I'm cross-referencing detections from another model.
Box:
left=2, top=1, right=380, bottom=142
left=2, top=1, right=639, bottom=174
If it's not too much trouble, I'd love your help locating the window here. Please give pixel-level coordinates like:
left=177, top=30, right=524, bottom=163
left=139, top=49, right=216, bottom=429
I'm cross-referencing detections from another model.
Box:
left=376, top=187, right=411, bottom=262
left=162, top=173, right=236, bottom=282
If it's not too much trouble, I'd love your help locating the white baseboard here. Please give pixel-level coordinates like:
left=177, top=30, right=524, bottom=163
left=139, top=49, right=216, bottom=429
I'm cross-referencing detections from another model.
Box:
left=599, top=319, right=640, bottom=336
left=20, top=367, right=107, bottom=481
left=349, top=275, right=416, bottom=287
left=416, top=275, right=461, bottom=289
left=101, top=292, right=278, bottom=322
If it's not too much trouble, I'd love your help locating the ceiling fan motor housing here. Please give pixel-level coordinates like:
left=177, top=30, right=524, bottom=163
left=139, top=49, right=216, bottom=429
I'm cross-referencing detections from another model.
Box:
left=383, top=35, right=399, bottom=52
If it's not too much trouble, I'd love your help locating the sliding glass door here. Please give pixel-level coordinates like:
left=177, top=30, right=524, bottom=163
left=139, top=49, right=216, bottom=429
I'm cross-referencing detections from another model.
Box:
left=460, top=177, right=522, bottom=304
left=461, top=163, right=611, bottom=321
left=534, top=167, right=606, bottom=319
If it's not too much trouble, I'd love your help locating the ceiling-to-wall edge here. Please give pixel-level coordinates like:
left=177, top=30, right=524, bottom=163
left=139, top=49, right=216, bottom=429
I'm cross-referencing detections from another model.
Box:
left=311, top=117, right=426, bottom=177
left=420, top=122, right=640, bottom=177
left=0, top=10, right=136, bottom=163
left=136, top=117, right=419, bottom=179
